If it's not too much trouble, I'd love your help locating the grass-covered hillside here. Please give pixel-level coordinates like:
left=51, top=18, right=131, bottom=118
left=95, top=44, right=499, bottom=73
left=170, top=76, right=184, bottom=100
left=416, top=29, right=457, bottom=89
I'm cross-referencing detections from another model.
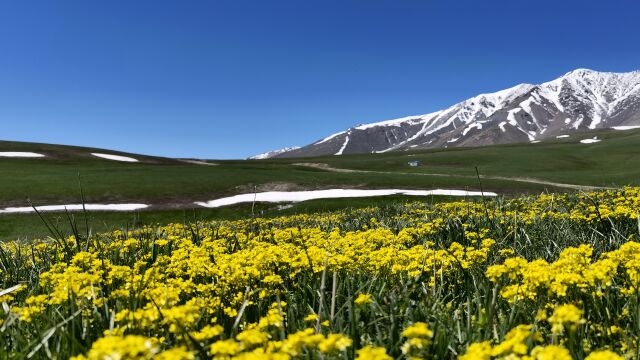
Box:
left=2, top=129, right=639, bottom=207
left=0, top=128, right=639, bottom=240
left=2, top=187, right=640, bottom=359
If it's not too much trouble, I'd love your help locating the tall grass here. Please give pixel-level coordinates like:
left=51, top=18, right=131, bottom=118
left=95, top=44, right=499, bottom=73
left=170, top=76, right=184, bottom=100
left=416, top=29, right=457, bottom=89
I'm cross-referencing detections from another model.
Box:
left=0, top=189, right=638, bottom=359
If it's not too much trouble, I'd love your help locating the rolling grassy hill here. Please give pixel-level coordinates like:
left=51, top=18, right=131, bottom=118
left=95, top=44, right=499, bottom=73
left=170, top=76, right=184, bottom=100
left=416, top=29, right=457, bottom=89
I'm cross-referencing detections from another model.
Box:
left=0, top=128, right=638, bottom=239
left=295, top=127, right=639, bottom=187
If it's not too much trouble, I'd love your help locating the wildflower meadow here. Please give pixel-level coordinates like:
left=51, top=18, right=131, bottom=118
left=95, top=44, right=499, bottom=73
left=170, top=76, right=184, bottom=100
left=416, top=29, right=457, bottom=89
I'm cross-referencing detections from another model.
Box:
left=2, top=188, right=640, bottom=359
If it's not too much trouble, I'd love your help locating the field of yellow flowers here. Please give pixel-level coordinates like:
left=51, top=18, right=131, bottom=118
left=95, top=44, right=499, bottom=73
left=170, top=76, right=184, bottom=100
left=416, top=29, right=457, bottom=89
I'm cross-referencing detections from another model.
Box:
left=3, top=188, right=640, bottom=359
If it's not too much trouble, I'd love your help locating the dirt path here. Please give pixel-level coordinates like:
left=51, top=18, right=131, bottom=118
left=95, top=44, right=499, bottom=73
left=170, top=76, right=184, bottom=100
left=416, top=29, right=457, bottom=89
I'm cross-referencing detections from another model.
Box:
left=178, top=159, right=219, bottom=166
left=293, top=162, right=614, bottom=192
left=293, top=162, right=371, bottom=173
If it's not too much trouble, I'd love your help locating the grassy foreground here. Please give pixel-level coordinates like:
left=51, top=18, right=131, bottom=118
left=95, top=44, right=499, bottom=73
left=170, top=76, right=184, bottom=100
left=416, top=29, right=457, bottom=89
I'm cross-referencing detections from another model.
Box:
left=2, top=188, right=640, bottom=359
left=0, top=195, right=467, bottom=240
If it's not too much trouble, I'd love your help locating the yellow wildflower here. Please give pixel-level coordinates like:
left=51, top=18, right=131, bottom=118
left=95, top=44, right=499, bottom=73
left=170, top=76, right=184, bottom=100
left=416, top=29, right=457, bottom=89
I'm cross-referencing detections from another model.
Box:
left=585, top=350, right=624, bottom=360
left=356, top=346, right=392, bottom=360
left=549, top=304, right=585, bottom=334
left=318, top=333, right=352, bottom=353
left=71, top=335, right=159, bottom=360
left=354, top=293, right=374, bottom=305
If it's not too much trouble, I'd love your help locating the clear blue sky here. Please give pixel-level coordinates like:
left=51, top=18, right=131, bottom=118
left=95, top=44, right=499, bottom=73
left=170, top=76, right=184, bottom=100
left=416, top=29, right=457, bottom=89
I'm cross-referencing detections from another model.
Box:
left=1, top=0, right=639, bottom=159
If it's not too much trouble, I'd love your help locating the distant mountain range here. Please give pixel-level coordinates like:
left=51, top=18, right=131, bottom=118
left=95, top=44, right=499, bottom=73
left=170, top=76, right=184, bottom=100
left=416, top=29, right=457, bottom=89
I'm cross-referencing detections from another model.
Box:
left=253, top=69, right=640, bottom=158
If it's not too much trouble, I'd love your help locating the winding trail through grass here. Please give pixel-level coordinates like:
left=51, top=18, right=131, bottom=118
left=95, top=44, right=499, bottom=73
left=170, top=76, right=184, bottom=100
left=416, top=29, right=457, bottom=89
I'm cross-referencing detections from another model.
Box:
left=293, top=163, right=614, bottom=192
left=178, top=159, right=219, bottom=166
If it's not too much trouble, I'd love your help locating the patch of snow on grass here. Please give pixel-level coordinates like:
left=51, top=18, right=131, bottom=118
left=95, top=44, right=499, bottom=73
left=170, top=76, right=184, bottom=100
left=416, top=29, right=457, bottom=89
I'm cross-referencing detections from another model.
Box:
left=92, top=153, right=139, bottom=162
left=580, top=137, right=601, bottom=144
left=0, top=203, right=149, bottom=214
left=195, top=189, right=498, bottom=208
left=612, top=125, right=640, bottom=131
left=0, top=152, right=45, bottom=158
left=556, top=135, right=570, bottom=138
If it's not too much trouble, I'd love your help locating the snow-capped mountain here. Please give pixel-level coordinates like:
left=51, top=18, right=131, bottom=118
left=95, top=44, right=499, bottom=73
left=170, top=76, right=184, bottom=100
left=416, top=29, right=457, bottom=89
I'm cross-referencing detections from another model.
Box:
left=254, top=69, right=640, bottom=158
left=249, top=146, right=301, bottom=159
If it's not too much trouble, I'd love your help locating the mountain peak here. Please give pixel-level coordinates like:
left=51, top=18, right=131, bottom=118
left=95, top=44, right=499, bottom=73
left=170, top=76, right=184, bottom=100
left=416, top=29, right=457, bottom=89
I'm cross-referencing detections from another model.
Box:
left=565, top=68, right=597, bottom=75
left=561, top=68, right=640, bottom=79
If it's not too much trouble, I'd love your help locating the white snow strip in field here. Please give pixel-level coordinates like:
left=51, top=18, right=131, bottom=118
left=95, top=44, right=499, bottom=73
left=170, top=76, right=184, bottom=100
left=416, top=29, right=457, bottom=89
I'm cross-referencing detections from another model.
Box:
left=530, top=140, right=541, bottom=143
left=0, top=152, right=45, bottom=158
left=612, top=125, right=640, bottom=130
left=91, top=153, right=139, bottom=162
left=0, top=203, right=149, bottom=214
left=556, top=135, right=570, bottom=138
left=580, top=137, right=601, bottom=144
left=195, top=189, right=497, bottom=208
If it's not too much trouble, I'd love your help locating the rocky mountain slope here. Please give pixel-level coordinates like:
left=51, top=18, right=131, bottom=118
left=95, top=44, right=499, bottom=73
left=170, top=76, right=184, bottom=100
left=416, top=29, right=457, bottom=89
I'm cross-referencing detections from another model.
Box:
left=257, top=69, right=640, bottom=158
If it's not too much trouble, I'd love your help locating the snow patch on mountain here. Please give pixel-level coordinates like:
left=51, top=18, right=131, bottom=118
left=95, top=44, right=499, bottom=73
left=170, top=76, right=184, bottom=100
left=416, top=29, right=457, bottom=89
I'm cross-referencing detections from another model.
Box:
left=462, top=122, right=482, bottom=136
left=335, top=135, right=350, bottom=155
left=354, top=114, right=425, bottom=130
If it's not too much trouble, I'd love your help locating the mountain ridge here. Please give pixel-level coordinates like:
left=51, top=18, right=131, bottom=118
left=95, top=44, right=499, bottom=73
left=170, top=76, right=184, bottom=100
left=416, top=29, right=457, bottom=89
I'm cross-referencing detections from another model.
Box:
left=255, top=68, right=640, bottom=158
